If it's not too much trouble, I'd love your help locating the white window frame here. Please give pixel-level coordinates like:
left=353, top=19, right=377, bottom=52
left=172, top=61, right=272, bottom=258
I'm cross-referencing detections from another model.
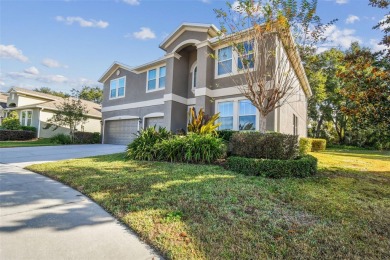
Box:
left=238, top=99, right=257, bottom=131
left=190, top=61, right=197, bottom=91
left=20, top=109, right=33, bottom=126
left=109, top=76, right=126, bottom=100
left=214, top=42, right=256, bottom=79
left=146, top=65, right=166, bottom=93
left=215, top=97, right=259, bottom=131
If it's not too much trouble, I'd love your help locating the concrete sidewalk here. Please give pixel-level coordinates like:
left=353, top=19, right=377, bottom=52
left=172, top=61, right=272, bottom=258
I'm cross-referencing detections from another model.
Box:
left=0, top=145, right=162, bottom=260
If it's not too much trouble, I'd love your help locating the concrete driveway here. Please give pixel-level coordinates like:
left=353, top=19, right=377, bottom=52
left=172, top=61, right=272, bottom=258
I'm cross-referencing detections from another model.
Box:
left=0, top=145, right=161, bottom=260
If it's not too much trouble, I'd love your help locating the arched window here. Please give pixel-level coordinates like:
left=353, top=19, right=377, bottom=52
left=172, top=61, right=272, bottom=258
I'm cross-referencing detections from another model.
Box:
left=193, top=66, right=197, bottom=88
left=191, top=61, right=197, bottom=90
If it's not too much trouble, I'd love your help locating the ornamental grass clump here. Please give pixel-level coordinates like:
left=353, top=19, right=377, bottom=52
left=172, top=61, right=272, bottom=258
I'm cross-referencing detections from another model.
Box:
left=126, top=126, right=171, bottom=161
left=155, top=133, right=226, bottom=163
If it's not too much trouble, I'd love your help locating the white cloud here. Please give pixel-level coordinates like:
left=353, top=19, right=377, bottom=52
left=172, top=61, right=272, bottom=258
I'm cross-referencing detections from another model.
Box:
left=56, top=16, right=109, bottom=28
left=378, top=14, right=390, bottom=31
left=0, top=44, right=28, bottom=62
left=0, top=80, right=5, bottom=86
left=200, top=0, right=211, bottom=3
left=322, top=25, right=361, bottom=49
left=132, top=27, right=156, bottom=40
left=369, top=39, right=386, bottom=52
left=346, top=15, right=359, bottom=24
left=335, top=0, right=348, bottom=4
left=122, top=0, right=140, bottom=5
left=24, top=66, right=39, bottom=75
left=41, top=58, right=68, bottom=68
left=7, top=71, right=68, bottom=84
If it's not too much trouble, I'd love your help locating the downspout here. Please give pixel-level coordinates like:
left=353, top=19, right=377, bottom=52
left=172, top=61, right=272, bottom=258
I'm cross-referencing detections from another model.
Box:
left=101, top=119, right=105, bottom=144
left=37, top=108, right=44, bottom=138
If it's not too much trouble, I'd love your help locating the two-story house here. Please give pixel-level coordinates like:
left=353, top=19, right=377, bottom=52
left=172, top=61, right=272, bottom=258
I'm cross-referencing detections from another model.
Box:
left=99, top=23, right=311, bottom=145
left=4, top=87, right=102, bottom=138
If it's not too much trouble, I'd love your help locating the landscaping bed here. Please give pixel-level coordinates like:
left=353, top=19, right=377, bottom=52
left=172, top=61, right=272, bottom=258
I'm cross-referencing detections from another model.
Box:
left=27, top=149, right=390, bottom=259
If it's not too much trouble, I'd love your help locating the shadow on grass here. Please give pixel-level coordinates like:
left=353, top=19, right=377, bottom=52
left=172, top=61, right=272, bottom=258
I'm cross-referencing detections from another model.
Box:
left=25, top=153, right=390, bottom=259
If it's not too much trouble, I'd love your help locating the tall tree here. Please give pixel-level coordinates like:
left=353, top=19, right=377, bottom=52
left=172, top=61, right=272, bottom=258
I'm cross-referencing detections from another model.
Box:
left=72, top=86, right=103, bottom=104
left=33, top=87, right=69, bottom=98
left=304, top=48, right=347, bottom=143
left=338, top=43, right=390, bottom=134
left=369, top=0, right=389, bottom=57
left=214, top=0, right=333, bottom=132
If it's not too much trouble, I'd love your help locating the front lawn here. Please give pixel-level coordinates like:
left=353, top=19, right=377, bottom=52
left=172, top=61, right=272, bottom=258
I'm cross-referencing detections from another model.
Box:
left=27, top=149, right=390, bottom=259
left=0, top=138, right=59, bottom=148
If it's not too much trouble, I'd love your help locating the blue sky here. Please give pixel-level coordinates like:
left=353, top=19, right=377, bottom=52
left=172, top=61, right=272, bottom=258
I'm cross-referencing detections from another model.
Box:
left=0, top=0, right=387, bottom=93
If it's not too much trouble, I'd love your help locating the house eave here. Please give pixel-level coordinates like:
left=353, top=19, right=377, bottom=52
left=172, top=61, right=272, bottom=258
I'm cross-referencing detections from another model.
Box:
left=98, top=62, right=133, bottom=83
left=159, top=23, right=220, bottom=51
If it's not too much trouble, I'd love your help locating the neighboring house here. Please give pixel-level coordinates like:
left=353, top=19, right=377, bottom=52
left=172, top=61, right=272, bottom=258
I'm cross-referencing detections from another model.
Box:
left=4, top=87, right=102, bottom=138
left=99, top=23, right=311, bottom=145
left=0, top=93, right=8, bottom=126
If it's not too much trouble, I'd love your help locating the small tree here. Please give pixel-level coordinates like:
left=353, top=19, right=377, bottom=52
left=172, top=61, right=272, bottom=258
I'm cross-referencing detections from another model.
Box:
left=46, top=98, right=88, bottom=142
left=214, top=0, right=333, bottom=133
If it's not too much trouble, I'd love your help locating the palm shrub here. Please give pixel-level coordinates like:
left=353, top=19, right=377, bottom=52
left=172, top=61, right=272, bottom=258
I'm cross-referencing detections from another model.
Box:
left=126, top=126, right=171, bottom=160
left=155, top=133, right=226, bottom=163
left=187, top=107, right=221, bottom=135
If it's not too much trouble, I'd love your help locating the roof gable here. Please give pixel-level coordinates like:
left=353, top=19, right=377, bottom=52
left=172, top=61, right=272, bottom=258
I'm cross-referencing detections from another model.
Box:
left=159, top=23, right=219, bottom=51
left=98, top=62, right=133, bottom=83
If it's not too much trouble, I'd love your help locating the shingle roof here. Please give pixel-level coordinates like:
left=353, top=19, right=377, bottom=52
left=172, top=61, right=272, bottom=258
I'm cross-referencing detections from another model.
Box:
left=8, top=87, right=101, bottom=118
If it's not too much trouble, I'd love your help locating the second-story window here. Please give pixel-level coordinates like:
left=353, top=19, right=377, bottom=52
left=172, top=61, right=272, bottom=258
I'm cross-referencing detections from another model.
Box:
left=110, top=77, right=125, bottom=99
left=218, top=46, right=232, bottom=75
left=237, top=41, right=254, bottom=70
left=147, top=66, right=166, bottom=92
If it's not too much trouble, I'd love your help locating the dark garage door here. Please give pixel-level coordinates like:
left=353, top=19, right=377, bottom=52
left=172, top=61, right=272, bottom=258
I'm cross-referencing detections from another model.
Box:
left=145, top=117, right=164, bottom=129
left=104, top=119, right=138, bottom=145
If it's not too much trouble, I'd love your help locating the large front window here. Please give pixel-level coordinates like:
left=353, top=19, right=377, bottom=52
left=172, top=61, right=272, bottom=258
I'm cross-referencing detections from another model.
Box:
left=21, top=110, right=32, bottom=126
left=239, top=100, right=256, bottom=130
left=237, top=41, right=254, bottom=70
left=147, top=66, right=166, bottom=91
left=218, top=101, right=234, bottom=130
left=217, top=99, right=257, bottom=131
left=218, top=46, right=233, bottom=75
left=110, top=77, right=125, bottom=99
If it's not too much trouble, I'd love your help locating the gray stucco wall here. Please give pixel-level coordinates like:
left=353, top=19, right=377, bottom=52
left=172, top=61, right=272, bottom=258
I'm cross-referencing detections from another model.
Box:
left=165, top=31, right=209, bottom=53
left=102, top=67, right=166, bottom=109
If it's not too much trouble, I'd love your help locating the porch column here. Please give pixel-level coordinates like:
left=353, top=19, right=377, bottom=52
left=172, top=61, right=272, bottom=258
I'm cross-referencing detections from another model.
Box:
left=195, top=43, right=214, bottom=115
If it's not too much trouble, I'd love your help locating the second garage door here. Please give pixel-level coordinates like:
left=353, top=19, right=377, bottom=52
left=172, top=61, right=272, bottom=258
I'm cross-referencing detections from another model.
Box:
left=104, top=119, right=138, bottom=145
left=145, top=117, right=164, bottom=129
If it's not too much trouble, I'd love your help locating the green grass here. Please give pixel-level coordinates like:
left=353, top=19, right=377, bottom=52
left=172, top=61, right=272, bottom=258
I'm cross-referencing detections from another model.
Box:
left=0, top=138, right=59, bottom=148
left=27, top=149, right=390, bottom=259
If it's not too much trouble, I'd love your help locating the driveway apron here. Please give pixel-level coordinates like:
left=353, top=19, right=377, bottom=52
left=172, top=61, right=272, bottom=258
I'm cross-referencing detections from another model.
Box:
left=0, top=145, right=161, bottom=260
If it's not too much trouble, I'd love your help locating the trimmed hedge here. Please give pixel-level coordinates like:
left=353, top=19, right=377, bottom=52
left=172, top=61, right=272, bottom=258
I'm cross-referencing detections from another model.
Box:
left=311, top=138, right=327, bottom=152
left=227, top=155, right=318, bottom=178
left=217, top=130, right=238, bottom=142
left=0, top=130, right=36, bottom=141
left=299, top=138, right=312, bottom=155
left=20, top=126, right=37, bottom=132
left=230, top=132, right=299, bottom=160
left=74, top=132, right=101, bottom=144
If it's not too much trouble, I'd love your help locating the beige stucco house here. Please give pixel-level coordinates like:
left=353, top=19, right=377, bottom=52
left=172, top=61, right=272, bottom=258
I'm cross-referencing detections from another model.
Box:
left=4, top=87, right=102, bottom=138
